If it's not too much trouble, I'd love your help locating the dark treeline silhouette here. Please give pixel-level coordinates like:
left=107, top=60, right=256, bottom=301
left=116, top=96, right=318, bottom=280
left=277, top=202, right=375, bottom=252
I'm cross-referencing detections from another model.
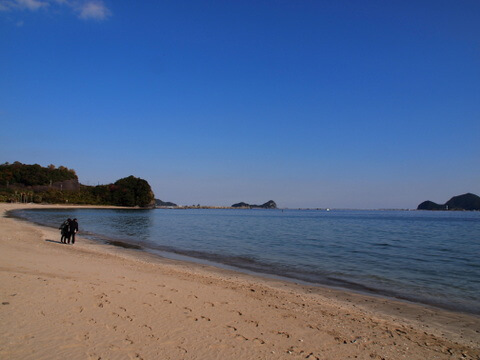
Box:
left=417, top=193, right=480, bottom=211
left=0, top=161, right=77, bottom=186
left=0, top=162, right=155, bottom=207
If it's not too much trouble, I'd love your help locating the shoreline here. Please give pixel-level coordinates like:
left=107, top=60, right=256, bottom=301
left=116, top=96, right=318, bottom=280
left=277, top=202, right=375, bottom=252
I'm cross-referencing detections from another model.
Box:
left=10, top=205, right=480, bottom=316
left=1, top=203, right=479, bottom=359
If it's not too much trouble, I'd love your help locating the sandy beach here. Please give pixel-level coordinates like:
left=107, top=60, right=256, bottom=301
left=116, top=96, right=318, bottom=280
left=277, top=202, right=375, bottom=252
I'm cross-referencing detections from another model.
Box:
left=0, top=203, right=479, bottom=360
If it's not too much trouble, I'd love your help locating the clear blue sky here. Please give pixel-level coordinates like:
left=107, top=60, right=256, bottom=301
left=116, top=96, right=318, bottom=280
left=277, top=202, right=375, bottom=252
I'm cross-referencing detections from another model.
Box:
left=1, top=0, right=479, bottom=208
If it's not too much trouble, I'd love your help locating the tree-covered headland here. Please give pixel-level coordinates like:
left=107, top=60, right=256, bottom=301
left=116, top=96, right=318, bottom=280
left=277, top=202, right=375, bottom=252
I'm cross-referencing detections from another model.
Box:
left=0, top=162, right=155, bottom=207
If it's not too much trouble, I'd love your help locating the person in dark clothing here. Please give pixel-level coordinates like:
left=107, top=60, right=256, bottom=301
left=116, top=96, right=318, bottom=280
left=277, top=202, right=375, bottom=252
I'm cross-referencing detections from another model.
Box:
left=59, top=218, right=71, bottom=244
left=69, top=218, right=79, bottom=244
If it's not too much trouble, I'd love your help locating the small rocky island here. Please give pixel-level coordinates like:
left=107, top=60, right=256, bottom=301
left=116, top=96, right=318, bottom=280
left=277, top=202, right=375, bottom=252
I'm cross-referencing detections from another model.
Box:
left=155, top=199, right=178, bottom=207
left=231, top=200, right=277, bottom=209
left=417, top=193, right=480, bottom=211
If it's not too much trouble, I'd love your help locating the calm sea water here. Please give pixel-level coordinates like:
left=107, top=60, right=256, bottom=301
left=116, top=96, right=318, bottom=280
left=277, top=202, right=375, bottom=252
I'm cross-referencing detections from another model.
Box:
left=12, top=208, right=480, bottom=315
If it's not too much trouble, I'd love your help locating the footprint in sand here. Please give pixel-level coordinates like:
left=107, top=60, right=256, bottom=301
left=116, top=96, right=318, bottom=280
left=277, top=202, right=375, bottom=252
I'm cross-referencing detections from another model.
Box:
left=235, top=334, right=248, bottom=341
left=177, top=347, right=188, bottom=354
left=286, top=346, right=304, bottom=355
left=253, top=338, right=266, bottom=345
left=226, top=325, right=237, bottom=332
left=98, top=300, right=110, bottom=308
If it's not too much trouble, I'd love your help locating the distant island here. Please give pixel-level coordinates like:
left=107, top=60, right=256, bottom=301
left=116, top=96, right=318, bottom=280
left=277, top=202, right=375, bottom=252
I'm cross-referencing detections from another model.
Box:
left=0, top=161, right=155, bottom=208
left=417, top=193, right=480, bottom=211
left=155, top=199, right=178, bottom=207
left=155, top=200, right=278, bottom=210
left=231, top=200, right=277, bottom=209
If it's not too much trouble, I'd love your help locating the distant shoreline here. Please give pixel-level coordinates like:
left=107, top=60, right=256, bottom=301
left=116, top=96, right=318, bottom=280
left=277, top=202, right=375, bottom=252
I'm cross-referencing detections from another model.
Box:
left=157, top=206, right=416, bottom=211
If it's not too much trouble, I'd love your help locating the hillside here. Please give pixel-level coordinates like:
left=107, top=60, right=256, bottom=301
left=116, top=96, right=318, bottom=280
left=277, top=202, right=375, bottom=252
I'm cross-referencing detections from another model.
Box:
left=0, top=162, right=77, bottom=186
left=155, top=199, right=178, bottom=207
left=231, top=200, right=277, bottom=209
left=0, top=162, right=155, bottom=208
left=417, top=193, right=480, bottom=211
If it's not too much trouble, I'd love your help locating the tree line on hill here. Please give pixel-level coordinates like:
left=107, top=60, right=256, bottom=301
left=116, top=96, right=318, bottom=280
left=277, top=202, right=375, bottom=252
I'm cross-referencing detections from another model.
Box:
left=0, top=162, right=155, bottom=208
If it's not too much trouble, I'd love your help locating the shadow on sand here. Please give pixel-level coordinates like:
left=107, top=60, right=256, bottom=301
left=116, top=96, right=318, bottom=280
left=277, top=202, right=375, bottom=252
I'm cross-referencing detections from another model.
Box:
left=45, top=239, right=66, bottom=245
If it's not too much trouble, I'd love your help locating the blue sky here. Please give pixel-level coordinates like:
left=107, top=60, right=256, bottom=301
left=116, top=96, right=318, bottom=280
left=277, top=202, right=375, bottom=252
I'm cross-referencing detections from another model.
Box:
left=1, top=0, right=479, bottom=208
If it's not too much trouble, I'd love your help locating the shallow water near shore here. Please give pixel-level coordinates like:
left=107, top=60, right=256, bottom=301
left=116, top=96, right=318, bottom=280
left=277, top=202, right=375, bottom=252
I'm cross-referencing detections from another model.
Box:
left=13, top=208, right=480, bottom=315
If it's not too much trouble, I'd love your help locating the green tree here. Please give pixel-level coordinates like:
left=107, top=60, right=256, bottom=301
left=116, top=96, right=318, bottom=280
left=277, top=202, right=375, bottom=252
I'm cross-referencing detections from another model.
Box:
left=111, top=176, right=154, bottom=207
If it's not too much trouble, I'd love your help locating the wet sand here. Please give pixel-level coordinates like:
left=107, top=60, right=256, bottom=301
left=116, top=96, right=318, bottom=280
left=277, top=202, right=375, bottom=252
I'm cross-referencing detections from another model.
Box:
left=1, top=203, right=479, bottom=359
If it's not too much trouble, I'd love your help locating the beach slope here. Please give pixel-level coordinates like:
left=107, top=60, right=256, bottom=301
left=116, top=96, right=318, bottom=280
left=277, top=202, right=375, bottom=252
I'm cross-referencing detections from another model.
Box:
left=0, top=204, right=479, bottom=359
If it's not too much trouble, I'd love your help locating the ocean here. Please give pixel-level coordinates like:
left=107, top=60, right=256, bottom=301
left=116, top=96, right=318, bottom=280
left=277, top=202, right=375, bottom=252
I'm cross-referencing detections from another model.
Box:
left=12, top=208, right=480, bottom=315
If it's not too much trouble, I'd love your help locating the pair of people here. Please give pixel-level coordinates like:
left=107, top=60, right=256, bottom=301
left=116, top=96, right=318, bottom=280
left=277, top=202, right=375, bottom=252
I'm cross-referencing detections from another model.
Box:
left=59, top=218, right=79, bottom=244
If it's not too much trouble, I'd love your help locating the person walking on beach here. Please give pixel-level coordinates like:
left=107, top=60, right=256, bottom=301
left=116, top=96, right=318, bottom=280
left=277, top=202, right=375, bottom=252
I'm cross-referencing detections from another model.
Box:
left=59, top=218, right=71, bottom=244
left=69, top=218, right=79, bottom=244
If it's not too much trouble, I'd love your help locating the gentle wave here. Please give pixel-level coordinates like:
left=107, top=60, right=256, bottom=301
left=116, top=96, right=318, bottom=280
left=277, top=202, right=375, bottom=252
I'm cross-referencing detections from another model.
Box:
left=11, top=208, right=480, bottom=315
